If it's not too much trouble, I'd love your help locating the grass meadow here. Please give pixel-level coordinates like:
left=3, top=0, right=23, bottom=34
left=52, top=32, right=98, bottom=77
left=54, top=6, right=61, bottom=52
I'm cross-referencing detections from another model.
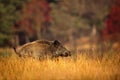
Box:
left=0, top=48, right=120, bottom=80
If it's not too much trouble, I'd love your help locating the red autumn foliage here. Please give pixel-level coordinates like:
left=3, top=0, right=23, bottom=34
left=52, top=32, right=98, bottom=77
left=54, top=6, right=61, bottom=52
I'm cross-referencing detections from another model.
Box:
left=102, top=0, right=120, bottom=41
left=14, top=0, right=51, bottom=36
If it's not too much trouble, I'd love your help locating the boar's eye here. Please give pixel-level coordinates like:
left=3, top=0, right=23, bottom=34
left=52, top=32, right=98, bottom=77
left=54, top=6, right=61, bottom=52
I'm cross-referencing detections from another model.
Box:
left=53, top=40, right=61, bottom=47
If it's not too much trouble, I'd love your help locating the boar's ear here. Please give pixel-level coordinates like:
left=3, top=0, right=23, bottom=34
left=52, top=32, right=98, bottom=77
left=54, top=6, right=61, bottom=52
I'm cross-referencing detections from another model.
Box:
left=53, top=40, right=60, bottom=47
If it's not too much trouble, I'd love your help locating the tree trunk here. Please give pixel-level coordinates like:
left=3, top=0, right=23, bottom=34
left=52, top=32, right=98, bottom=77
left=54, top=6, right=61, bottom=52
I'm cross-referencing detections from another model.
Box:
left=15, top=34, right=19, bottom=46
left=25, top=34, right=30, bottom=43
left=68, top=27, right=77, bottom=61
left=36, top=26, right=41, bottom=40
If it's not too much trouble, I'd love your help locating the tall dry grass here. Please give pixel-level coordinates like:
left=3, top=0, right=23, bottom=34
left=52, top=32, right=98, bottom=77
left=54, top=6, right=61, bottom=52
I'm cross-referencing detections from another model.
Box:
left=0, top=48, right=120, bottom=80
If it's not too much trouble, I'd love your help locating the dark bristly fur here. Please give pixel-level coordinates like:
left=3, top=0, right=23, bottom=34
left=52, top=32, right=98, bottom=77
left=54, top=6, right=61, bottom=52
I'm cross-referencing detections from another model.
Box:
left=14, top=40, right=71, bottom=60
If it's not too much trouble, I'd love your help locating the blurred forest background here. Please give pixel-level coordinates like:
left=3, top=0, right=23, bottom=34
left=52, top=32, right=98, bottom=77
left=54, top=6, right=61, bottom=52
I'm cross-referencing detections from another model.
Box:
left=0, top=0, right=120, bottom=51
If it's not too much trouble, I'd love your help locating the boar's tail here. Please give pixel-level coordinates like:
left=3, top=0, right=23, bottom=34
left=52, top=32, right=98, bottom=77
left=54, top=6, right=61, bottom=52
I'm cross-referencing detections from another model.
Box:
left=13, top=47, right=21, bottom=57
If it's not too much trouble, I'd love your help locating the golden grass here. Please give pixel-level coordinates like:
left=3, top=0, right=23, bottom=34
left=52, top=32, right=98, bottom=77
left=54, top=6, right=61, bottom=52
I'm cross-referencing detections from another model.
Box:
left=0, top=48, right=120, bottom=80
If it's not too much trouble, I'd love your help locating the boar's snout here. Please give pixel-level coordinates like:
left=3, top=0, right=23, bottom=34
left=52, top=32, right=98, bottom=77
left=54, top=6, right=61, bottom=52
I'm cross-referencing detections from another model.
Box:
left=60, top=51, right=71, bottom=57
left=64, top=51, right=71, bottom=56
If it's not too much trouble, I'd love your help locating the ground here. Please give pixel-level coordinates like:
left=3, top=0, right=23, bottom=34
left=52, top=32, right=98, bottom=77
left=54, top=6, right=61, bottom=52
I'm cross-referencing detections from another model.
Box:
left=0, top=48, right=120, bottom=80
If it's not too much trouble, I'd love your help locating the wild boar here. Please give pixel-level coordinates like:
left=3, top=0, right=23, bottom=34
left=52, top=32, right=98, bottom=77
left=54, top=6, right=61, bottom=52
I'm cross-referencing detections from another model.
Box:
left=14, top=40, right=71, bottom=60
